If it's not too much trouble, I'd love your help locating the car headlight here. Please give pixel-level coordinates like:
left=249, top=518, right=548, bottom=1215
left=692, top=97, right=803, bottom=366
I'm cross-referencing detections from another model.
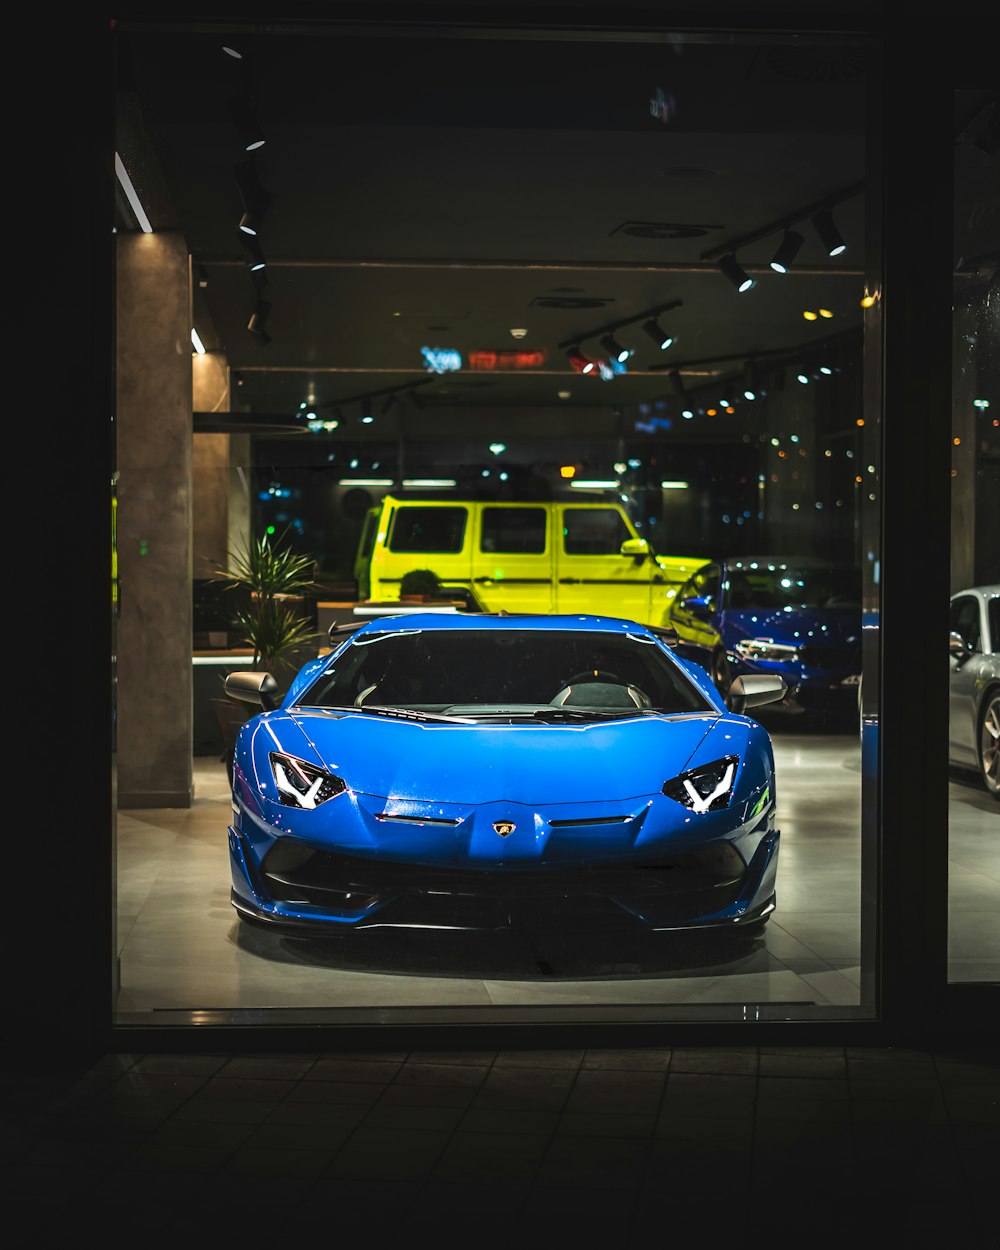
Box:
left=269, top=752, right=346, bottom=809
left=663, top=755, right=740, bottom=812
left=735, top=639, right=800, bottom=661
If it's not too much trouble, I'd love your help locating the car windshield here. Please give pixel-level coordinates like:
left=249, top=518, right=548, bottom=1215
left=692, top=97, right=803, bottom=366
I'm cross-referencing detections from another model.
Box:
left=726, top=563, right=861, bottom=610
left=298, top=628, right=712, bottom=718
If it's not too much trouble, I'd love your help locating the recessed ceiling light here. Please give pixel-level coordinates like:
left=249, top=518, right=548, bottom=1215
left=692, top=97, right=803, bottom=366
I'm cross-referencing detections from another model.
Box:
left=557, top=390, right=571, bottom=399
left=510, top=327, right=528, bottom=339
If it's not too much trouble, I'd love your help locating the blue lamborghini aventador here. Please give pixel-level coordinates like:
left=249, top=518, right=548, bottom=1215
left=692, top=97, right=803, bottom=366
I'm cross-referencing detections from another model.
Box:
left=223, top=613, right=785, bottom=936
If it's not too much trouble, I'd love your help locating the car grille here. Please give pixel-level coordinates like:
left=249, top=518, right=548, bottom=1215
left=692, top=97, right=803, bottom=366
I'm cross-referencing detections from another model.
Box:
left=257, top=841, right=746, bottom=929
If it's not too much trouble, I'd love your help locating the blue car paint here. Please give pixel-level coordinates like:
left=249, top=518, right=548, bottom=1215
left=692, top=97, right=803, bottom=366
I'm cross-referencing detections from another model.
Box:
left=227, top=612, right=780, bottom=933
left=667, top=558, right=862, bottom=712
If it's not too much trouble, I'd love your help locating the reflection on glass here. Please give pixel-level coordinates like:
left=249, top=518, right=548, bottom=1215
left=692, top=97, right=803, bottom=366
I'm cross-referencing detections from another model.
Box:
left=947, top=90, right=1000, bottom=983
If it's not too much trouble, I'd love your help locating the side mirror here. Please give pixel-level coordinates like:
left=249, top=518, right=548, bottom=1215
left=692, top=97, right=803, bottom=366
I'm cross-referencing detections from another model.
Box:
left=225, top=670, right=279, bottom=710
left=680, top=594, right=714, bottom=619
left=620, top=538, right=650, bottom=562
left=729, top=673, right=786, bottom=713
left=948, top=630, right=970, bottom=660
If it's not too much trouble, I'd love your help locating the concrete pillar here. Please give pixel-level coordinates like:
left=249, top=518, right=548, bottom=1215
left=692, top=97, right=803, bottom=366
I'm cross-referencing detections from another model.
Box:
left=116, top=232, right=193, bottom=808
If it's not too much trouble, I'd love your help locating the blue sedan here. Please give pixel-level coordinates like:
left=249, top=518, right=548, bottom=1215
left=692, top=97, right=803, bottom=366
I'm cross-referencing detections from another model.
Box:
left=223, top=612, right=785, bottom=937
left=666, top=557, right=862, bottom=715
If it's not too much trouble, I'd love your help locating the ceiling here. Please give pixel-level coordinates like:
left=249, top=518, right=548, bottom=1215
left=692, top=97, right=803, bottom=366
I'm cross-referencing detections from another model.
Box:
left=111, top=17, right=994, bottom=444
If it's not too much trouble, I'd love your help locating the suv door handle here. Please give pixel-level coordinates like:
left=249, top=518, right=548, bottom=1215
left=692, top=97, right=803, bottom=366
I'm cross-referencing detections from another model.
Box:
left=558, top=578, right=580, bottom=584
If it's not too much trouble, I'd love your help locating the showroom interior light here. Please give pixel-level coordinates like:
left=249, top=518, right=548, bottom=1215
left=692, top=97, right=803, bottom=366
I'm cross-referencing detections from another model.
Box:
left=718, top=253, right=754, bottom=292
left=558, top=300, right=681, bottom=374
left=240, top=233, right=267, bottom=272
left=191, top=327, right=206, bottom=355
left=571, top=479, right=620, bottom=489
left=769, top=228, right=804, bottom=273
left=811, top=208, right=847, bottom=256
left=699, top=180, right=861, bottom=291
left=247, top=298, right=271, bottom=345
left=643, top=318, right=675, bottom=350
left=601, top=333, right=631, bottom=363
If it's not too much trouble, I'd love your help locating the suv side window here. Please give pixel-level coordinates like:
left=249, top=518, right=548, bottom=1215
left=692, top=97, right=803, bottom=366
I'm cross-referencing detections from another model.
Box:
left=389, top=507, right=467, bottom=553
left=480, top=507, right=546, bottom=553
left=563, top=509, right=630, bottom=555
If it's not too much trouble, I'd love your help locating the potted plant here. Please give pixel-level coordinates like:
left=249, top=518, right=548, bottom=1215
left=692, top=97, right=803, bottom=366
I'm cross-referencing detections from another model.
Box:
left=398, top=567, right=441, bottom=601
left=212, top=528, right=321, bottom=776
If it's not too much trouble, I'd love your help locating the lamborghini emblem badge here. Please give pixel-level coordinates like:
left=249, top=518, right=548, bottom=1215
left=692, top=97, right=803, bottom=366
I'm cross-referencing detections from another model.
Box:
left=493, top=821, right=516, bottom=837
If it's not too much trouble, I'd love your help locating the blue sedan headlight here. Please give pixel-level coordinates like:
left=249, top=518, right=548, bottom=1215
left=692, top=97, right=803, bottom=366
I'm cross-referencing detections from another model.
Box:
left=269, top=752, right=346, bottom=809
left=663, top=755, right=740, bottom=812
left=735, top=639, right=799, bottom=661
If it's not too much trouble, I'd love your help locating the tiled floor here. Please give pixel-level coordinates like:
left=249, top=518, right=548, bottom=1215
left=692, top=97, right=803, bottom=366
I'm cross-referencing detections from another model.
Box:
left=3, top=1044, right=996, bottom=1241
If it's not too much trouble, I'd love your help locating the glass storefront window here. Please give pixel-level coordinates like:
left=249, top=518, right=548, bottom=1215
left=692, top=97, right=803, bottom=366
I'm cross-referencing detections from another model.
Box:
left=113, top=19, right=882, bottom=1029
left=947, top=89, right=1000, bottom=983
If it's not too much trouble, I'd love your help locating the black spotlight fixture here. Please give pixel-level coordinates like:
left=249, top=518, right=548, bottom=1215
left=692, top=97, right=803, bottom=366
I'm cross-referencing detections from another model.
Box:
left=743, top=360, right=760, bottom=401
left=229, top=94, right=266, bottom=151
left=239, top=210, right=262, bottom=236
left=770, top=228, right=804, bottom=274
left=811, top=209, right=846, bottom=256
left=600, top=333, right=630, bottom=363
left=719, top=253, right=754, bottom=292
left=566, top=347, right=595, bottom=374
left=669, top=369, right=686, bottom=396
left=239, top=232, right=267, bottom=273
left=247, top=298, right=271, bottom=345
left=643, top=318, right=675, bottom=351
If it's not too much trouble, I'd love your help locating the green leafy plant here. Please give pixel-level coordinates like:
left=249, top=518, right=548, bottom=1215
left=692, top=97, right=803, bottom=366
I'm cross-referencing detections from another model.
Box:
left=216, top=529, right=320, bottom=672
left=399, top=567, right=441, bottom=597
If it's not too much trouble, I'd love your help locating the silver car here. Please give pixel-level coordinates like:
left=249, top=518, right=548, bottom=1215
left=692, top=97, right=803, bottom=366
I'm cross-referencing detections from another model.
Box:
left=949, top=584, right=1000, bottom=798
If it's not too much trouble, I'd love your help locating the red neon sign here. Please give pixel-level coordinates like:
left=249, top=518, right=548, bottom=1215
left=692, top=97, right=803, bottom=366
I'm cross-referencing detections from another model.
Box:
left=467, top=349, right=547, bottom=371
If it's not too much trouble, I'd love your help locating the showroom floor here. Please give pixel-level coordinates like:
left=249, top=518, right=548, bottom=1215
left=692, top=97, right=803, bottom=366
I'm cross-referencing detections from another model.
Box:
left=114, top=721, right=999, bottom=1022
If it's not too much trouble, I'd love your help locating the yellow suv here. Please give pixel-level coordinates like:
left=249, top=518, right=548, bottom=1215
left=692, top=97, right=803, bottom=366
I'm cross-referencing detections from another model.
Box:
left=356, top=496, right=703, bottom=626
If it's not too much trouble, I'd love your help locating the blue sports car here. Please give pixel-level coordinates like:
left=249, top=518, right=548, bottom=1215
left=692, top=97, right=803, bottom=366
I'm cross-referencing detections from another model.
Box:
left=223, top=613, right=785, bottom=936
left=667, top=557, right=862, bottom=715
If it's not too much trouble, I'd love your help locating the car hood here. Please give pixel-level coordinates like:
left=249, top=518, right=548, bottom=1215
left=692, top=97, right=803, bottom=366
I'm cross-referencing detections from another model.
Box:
left=722, top=606, right=861, bottom=646
left=255, top=709, right=734, bottom=804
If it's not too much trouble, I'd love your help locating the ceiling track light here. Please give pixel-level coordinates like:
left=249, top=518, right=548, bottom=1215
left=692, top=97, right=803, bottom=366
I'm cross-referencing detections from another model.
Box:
left=669, top=369, right=686, bottom=396
left=239, top=232, right=267, bottom=272
left=719, top=253, right=754, bottom=292
left=229, top=95, right=266, bottom=152
left=643, top=318, right=674, bottom=351
left=600, top=333, right=630, bottom=363
left=770, top=228, right=804, bottom=273
left=247, top=298, right=271, bottom=345
left=811, top=209, right=846, bottom=256
left=239, top=210, right=261, bottom=236
left=566, top=347, right=595, bottom=374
